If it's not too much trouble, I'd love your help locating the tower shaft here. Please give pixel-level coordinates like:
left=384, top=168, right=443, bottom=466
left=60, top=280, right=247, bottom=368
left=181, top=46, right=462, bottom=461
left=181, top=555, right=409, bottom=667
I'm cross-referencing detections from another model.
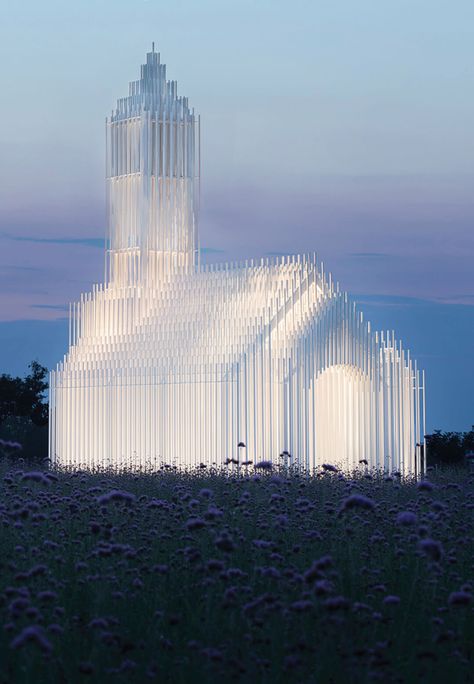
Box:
left=105, top=50, right=199, bottom=285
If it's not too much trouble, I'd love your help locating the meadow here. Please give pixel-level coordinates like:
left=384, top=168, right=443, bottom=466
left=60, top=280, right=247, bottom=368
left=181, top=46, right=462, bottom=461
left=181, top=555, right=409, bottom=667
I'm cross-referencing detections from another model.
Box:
left=0, top=458, right=472, bottom=683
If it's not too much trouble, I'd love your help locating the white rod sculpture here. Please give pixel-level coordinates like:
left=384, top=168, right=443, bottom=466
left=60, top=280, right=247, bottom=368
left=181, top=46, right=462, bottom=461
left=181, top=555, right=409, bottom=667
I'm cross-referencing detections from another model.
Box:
left=50, top=48, right=426, bottom=474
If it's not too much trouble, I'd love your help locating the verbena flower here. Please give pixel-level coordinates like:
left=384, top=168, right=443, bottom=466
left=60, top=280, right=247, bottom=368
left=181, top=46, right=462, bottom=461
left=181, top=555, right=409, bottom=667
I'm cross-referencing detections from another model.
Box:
left=97, top=490, right=136, bottom=505
left=418, top=538, right=444, bottom=562
left=255, top=461, right=273, bottom=470
left=339, top=494, right=376, bottom=514
left=323, top=596, right=350, bottom=611
left=383, top=595, right=401, bottom=605
left=396, top=511, right=417, bottom=526
left=321, top=464, right=338, bottom=473
left=185, top=517, right=206, bottom=531
left=417, top=480, right=435, bottom=492
left=290, top=599, right=313, bottom=612
left=448, top=591, right=472, bottom=606
left=21, top=472, right=50, bottom=486
left=10, top=625, right=52, bottom=653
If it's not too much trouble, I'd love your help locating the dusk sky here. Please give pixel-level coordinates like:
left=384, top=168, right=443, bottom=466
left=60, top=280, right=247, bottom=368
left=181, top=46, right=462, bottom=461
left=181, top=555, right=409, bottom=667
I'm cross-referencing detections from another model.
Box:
left=0, top=0, right=473, bottom=432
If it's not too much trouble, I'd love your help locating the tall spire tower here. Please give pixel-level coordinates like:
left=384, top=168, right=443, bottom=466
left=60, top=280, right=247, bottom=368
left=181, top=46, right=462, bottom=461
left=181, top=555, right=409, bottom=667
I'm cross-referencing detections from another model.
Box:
left=106, top=48, right=199, bottom=285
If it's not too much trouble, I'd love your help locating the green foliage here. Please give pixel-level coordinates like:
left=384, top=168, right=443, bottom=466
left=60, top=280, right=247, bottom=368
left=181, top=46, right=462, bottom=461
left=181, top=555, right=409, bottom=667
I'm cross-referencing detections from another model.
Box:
left=0, top=416, right=48, bottom=461
left=0, top=362, right=49, bottom=461
left=426, top=426, right=474, bottom=467
left=0, top=361, right=48, bottom=427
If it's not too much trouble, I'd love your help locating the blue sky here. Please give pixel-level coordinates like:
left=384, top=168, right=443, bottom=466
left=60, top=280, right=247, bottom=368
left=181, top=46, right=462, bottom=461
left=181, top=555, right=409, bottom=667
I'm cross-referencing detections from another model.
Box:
left=0, top=0, right=473, bottom=432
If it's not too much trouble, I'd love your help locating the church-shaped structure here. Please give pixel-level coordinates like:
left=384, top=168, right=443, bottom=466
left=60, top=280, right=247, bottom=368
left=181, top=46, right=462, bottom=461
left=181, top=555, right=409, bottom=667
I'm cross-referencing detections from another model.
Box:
left=49, top=48, right=425, bottom=473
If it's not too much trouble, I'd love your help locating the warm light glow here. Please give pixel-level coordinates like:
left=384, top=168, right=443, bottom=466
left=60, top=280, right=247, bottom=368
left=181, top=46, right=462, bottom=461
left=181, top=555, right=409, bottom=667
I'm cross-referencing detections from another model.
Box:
left=49, top=49, right=425, bottom=473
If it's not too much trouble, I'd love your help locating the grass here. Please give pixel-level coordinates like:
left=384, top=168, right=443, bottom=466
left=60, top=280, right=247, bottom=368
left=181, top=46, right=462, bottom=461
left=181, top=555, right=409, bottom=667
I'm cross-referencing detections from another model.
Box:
left=0, top=460, right=473, bottom=683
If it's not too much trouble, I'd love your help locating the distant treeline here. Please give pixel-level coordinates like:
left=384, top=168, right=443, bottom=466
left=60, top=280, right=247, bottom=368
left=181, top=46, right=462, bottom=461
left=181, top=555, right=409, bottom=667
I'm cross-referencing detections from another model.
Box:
left=0, top=362, right=472, bottom=468
left=425, top=427, right=474, bottom=468
left=0, top=361, right=49, bottom=461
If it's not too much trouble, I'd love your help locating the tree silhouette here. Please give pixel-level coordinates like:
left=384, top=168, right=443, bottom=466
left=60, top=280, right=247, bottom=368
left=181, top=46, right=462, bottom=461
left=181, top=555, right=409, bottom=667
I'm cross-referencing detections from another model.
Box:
left=0, top=361, right=48, bottom=427
left=425, top=426, right=474, bottom=466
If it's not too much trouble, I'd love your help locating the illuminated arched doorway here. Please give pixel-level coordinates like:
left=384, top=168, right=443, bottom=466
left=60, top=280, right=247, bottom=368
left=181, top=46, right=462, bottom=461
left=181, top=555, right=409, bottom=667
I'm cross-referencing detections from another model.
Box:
left=314, top=364, right=372, bottom=469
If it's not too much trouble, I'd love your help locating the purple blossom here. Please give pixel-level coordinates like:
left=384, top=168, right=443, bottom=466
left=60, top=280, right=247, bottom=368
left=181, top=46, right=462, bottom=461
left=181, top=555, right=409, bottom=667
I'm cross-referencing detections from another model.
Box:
left=323, top=596, right=350, bottom=611
left=255, top=461, right=273, bottom=470
left=147, top=499, right=170, bottom=509
left=339, top=494, right=376, bottom=514
left=47, top=623, right=64, bottom=635
left=206, top=559, right=225, bottom=572
left=10, top=625, right=52, bottom=653
left=418, top=538, right=444, bottom=562
left=200, top=647, right=223, bottom=661
left=185, top=517, right=207, bottom=531
left=242, top=593, right=274, bottom=614
left=274, top=513, right=289, bottom=526
left=303, top=555, right=333, bottom=583
left=205, top=505, right=223, bottom=520
left=252, top=539, right=274, bottom=549
left=352, top=602, right=371, bottom=612
left=0, top=439, right=22, bottom=450
left=27, top=564, right=48, bottom=578
left=215, top=533, right=235, bottom=552
left=223, top=567, right=247, bottom=580
left=290, top=599, right=313, bottom=612
left=383, top=595, right=401, bottom=605
left=396, top=511, right=417, bottom=526
left=417, top=480, right=435, bottom=492
left=199, top=488, right=213, bottom=499
left=448, top=591, right=472, bottom=606
left=21, top=472, right=51, bottom=486
left=8, top=598, right=30, bottom=614
left=151, top=563, right=169, bottom=574
left=88, top=618, right=109, bottom=629
left=97, top=489, right=136, bottom=505
left=37, top=591, right=58, bottom=603
left=321, top=464, right=338, bottom=473
left=314, top=579, right=333, bottom=595
left=258, top=566, right=281, bottom=579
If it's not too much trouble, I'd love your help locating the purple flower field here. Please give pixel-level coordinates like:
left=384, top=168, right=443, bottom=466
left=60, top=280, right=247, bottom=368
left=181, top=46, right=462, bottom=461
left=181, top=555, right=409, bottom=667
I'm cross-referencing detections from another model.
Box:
left=1, top=461, right=473, bottom=683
